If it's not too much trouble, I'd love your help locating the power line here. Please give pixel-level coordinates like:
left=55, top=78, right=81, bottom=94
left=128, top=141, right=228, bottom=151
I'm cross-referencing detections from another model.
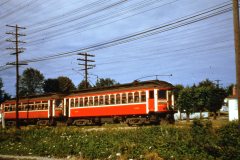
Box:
left=0, top=2, right=232, bottom=73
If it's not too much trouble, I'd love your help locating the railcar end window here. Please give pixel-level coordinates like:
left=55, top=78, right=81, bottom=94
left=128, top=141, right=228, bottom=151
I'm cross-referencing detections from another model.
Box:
left=158, top=90, right=166, bottom=99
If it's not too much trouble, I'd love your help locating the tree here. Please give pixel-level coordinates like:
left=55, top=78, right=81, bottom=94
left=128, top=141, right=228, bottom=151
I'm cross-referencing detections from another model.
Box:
left=195, top=86, right=211, bottom=119
left=198, top=79, right=215, bottom=88
left=207, top=87, right=227, bottom=119
left=19, top=68, right=44, bottom=96
left=43, top=78, right=59, bottom=93
left=225, top=84, right=235, bottom=96
left=0, top=78, right=11, bottom=103
left=176, top=87, right=197, bottom=121
left=57, top=76, right=76, bottom=93
left=77, top=80, right=92, bottom=90
left=173, top=84, right=184, bottom=103
left=95, top=78, right=119, bottom=88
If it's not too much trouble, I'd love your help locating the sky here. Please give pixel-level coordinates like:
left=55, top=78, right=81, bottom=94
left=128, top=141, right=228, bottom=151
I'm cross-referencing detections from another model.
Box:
left=0, top=0, right=236, bottom=96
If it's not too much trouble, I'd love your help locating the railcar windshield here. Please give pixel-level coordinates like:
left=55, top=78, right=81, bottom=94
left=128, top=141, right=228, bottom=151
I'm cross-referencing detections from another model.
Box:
left=158, top=90, right=167, bottom=99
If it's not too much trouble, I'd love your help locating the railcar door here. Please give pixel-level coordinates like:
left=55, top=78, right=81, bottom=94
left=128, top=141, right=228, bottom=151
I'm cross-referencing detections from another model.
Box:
left=148, top=90, right=155, bottom=112
left=48, top=100, right=53, bottom=118
left=65, top=98, right=69, bottom=118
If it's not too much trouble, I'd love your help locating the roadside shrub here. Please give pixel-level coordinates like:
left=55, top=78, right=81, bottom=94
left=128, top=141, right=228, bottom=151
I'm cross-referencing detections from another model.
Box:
left=217, top=121, right=240, bottom=160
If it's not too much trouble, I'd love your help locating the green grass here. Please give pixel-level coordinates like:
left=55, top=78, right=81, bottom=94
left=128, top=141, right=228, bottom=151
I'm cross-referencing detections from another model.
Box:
left=0, top=120, right=239, bottom=160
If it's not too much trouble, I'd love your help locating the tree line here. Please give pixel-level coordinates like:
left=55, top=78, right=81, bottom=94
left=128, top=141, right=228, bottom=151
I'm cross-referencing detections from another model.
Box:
left=0, top=67, right=119, bottom=101
left=0, top=68, right=234, bottom=118
left=174, top=79, right=233, bottom=120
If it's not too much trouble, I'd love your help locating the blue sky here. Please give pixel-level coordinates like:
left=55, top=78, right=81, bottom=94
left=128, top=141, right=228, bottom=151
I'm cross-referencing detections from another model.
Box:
left=0, top=0, right=236, bottom=96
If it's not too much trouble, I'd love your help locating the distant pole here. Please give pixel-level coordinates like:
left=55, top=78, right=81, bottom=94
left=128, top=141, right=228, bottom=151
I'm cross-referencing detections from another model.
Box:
left=77, top=53, right=95, bottom=89
left=233, top=0, right=240, bottom=124
left=15, top=25, right=20, bottom=129
left=84, top=54, right=88, bottom=88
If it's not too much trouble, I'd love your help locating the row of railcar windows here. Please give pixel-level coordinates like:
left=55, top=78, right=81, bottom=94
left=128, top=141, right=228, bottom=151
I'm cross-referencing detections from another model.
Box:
left=4, top=103, right=48, bottom=112
left=69, top=91, right=147, bottom=107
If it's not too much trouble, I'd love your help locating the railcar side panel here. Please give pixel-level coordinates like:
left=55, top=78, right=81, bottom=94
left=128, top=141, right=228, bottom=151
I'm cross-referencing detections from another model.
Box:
left=70, top=103, right=146, bottom=117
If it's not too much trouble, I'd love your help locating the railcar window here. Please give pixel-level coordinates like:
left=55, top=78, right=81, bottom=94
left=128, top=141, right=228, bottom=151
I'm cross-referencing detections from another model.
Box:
left=89, top=97, right=93, bottom=106
left=122, top=93, right=127, bottom=104
left=158, top=90, right=166, bottom=99
left=134, top=92, right=140, bottom=103
left=110, top=95, right=115, bottom=105
left=149, top=90, right=154, bottom=99
left=70, top=99, right=74, bottom=107
left=94, top=96, right=99, bottom=106
left=38, top=104, right=42, bottom=110
left=84, top=97, right=88, bottom=106
left=56, top=100, right=62, bottom=108
left=128, top=93, right=133, bottom=103
left=99, top=96, right=104, bottom=105
left=141, top=92, right=146, bottom=102
left=44, top=104, right=48, bottom=110
left=116, top=94, right=121, bottom=104
left=75, top=99, right=79, bottom=107
left=80, top=98, right=83, bottom=107
left=105, top=95, right=109, bottom=105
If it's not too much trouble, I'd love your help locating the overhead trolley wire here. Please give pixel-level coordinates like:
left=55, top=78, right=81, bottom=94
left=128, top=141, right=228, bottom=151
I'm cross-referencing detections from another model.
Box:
left=0, top=2, right=233, bottom=72
left=22, top=2, right=233, bottom=62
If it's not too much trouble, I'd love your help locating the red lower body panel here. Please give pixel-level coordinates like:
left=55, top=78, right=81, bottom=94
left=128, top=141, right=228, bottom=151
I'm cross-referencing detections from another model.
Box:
left=158, top=104, right=168, bottom=112
left=70, top=103, right=147, bottom=117
left=4, top=110, right=48, bottom=119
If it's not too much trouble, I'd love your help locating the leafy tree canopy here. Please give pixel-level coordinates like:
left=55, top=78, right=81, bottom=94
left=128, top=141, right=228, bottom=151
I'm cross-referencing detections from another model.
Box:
left=57, top=76, right=76, bottom=93
left=198, top=79, right=215, bottom=88
left=95, top=78, right=119, bottom=88
left=176, top=87, right=197, bottom=120
left=173, top=84, right=184, bottom=102
left=43, top=78, right=59, bottom=93
left=207, top=87, right=227, bottom=115
left=19, top=68, right=44, bottom=96
left=0, top=78, right=11, bottom=103
left=77, top=80, right=92, bottom=90
left=225, top=84, right=235, bottom=96
left=194, top=86, right=211, bottom=112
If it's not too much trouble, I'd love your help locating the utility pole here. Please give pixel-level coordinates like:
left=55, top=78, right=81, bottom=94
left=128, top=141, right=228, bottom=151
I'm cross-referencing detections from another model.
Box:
left=77, top=53, right=95, bottom=88
left=215, top=80, right=221, bottom=88
left=233, top=0, right=240, bottom=124
left=6, top=24, right=27, bottom=129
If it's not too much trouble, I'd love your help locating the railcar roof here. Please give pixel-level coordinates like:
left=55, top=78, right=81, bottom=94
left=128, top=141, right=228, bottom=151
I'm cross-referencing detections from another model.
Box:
left=68, top=80, right=174, bottom=96
left=1, top=80, right=173, bottom=103
left=2, top=93, right=66, bottom=103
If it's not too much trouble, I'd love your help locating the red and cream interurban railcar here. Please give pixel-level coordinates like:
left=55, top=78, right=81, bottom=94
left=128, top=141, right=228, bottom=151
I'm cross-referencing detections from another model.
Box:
left=63, top=80, right=175, bottom=126
left=1, top=93, right=64, bottom=126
